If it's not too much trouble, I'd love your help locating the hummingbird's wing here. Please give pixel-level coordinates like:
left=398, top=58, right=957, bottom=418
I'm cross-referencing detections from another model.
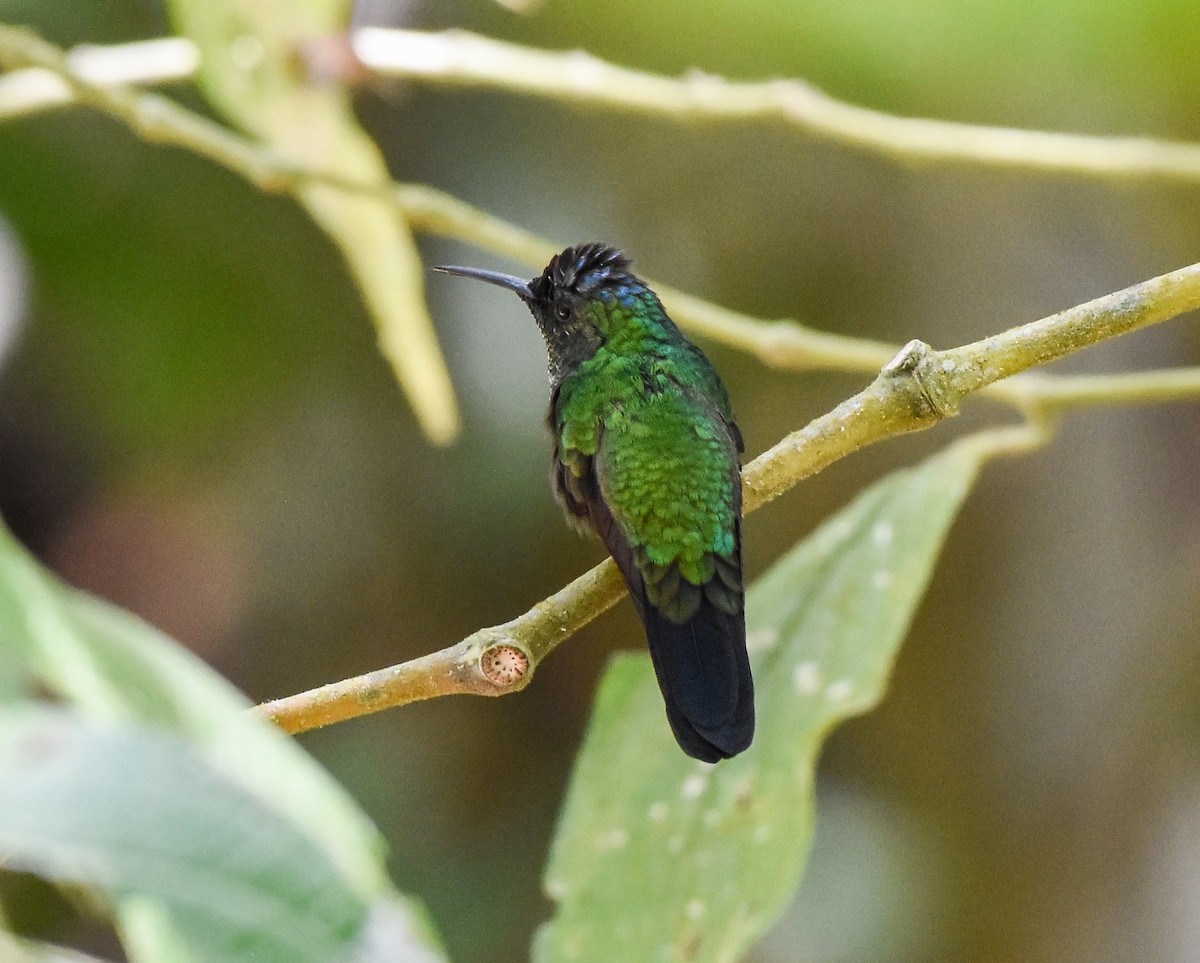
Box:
left=556, top=385, right=753, bottom=762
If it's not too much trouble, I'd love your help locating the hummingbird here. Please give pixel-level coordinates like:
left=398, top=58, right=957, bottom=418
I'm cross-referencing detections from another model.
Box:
left=435, top=244, right=753, bottom=762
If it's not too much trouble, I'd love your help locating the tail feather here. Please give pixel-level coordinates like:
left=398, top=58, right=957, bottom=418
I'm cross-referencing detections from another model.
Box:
left=576, top=457, right=753, bottom=761
left=641, top=593, right=754, bottom=763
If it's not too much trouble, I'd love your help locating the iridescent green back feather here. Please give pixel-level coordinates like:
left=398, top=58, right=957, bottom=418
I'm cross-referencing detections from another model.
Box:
left=553, top=292, right=742, bottom=623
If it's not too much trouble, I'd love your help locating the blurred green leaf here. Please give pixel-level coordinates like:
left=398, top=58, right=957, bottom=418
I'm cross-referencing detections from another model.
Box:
left=0, top=706, right=371, bottom=963
left=535, top=442, right=984, bottom=963
left=118, top=897, right=198, bottom=963
left=0, top=519, right=447, bottom=962
left=0, top=641, right=26, bottom=702
left=0, top=518, right=379, bottom=887
left=164, top=0, right=460, bottom=444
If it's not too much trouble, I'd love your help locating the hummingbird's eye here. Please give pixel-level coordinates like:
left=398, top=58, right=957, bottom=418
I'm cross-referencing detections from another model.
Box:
left=554, top=303, right=572, bottom=322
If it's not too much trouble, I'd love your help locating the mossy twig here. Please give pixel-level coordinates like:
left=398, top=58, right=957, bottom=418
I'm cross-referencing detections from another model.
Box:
left=258, top=261, right=1200, bottom=733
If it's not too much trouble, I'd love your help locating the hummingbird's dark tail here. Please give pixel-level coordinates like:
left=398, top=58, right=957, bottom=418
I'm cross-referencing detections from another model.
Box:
left=573, top=465, right=754, bottom=762
left=639, top=595, right=754, bottom=763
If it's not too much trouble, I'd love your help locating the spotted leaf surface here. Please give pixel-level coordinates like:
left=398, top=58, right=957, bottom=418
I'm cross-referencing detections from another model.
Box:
left=536, top=442, right=985, bottom=963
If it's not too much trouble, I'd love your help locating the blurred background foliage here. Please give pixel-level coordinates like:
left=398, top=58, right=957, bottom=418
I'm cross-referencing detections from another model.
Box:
left=0, top=0, right=1198, bottom=961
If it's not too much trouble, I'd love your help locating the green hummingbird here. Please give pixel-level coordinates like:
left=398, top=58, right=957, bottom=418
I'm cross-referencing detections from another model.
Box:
left=435, top=244, right=753, bottom=762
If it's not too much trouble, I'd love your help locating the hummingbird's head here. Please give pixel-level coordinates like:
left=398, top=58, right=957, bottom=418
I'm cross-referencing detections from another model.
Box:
left=435, top=243, right=664, bottom=383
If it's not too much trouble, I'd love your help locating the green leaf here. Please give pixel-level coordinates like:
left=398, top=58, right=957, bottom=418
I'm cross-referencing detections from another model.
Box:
left=0, top=707, right=370, bottom=963
left=0, top=521, right=446, bottom=962
left=0, top=522, right=379, bottom=891
left=535, top=442, right=985, bottom=963
left=117, top=897, right=198, bottom=963
left=164, top=0, right=459, bottom=444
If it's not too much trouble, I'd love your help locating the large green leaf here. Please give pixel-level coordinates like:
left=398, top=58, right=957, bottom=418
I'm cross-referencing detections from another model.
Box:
left=0, top=523, right=380, bottom=891
left=0, top=521, right=446, bottom=962
left=0, top=706, right=364, bottom=960
left=535, top=442, right=985, bottom=963
left=164, top=0, right=459, bottom=444
left=0, top=707, right=371, bottom=963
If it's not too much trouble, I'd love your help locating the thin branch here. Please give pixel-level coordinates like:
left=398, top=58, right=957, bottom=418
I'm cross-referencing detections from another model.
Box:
left=395, top=184, right=899, bottom=373
left=0, top=26, right=300, bottom=189
left=351, top=28, right=1200, bottom=182
left=257, top=261, right=1200, bottom=734
left=1, top=25, right=1194, bottom=392
left=990, top=367, right=1200, bottom=412
left=350, top=28, right=1200, bottom=180
left=9, top=28, right=1200, bottom=182
left=396, top=184, right=1200, bottom=410
left=0, top=36, right=197, bottom=119
left=0, top=25, right=919, bottom=375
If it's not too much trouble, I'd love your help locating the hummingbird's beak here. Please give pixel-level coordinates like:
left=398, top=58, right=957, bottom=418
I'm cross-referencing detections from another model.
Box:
left=431, top=264, right=532, bottom=301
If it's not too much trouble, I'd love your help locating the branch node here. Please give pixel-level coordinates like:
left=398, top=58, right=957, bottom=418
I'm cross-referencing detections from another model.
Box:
left=480, top=642, right=531, bottom=688
left=883, top=339, right=962, bottom=419
left=883, top=338, right=930, bottom=375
